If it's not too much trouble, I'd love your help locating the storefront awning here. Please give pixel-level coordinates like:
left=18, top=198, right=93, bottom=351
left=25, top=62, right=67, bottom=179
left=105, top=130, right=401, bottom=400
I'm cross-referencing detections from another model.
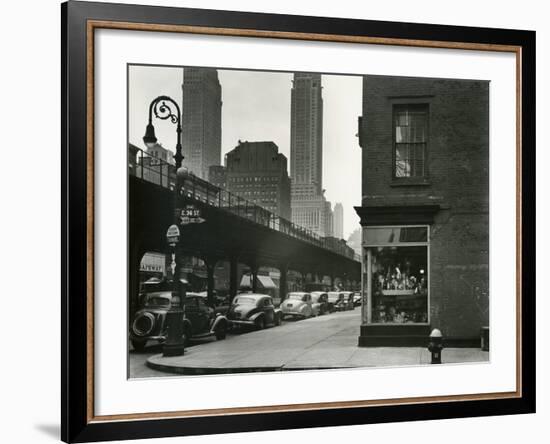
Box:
left=240, top=275, right=277, bottom=289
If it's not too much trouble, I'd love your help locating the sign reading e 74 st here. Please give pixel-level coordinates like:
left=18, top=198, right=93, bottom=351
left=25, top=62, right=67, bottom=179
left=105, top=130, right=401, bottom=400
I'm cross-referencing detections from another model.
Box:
left=178, top=204, right=206, bottom=225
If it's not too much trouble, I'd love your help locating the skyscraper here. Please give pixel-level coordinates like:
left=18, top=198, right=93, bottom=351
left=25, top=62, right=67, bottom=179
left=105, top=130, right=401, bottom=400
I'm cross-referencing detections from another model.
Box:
left=181, top=68, right=222, bottom=179
left=333, top=202, right=344, bottom=239
left=290, top=72, right=332, bottom=236
left=290, top=72, right=323, bottom=198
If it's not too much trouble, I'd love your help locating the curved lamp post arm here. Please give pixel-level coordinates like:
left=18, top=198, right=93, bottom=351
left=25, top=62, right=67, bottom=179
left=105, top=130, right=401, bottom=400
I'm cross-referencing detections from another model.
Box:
left=144, top=95, right=184, bottom=169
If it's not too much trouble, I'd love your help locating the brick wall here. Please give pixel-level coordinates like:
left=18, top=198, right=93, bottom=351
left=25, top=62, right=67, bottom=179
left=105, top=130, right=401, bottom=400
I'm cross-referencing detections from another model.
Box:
left=361, top=75, right=489, bottom=340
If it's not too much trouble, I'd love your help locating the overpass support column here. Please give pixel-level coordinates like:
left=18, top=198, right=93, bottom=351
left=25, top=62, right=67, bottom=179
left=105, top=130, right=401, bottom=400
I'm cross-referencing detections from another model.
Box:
left=251, top=263, right=259, bottom=293
left=329, top=273, right=336, bottom=291
left=315, top=271, right=324, bottom=284
left=279, top=262, right=288, bottom=301
left=205, top=258, right=217, bottom=307
left=129, top=242, right=145, bottom=317
left=229, top=256, right=238, bottom=301
left=342, top=273, right=349, bottom=290
left=297, top=268, right=308, bottom=290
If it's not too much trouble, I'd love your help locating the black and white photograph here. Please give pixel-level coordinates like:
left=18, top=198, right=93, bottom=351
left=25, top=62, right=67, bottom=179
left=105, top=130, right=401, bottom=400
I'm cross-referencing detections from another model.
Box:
left=0, top=0, right=542, bottom=442
left=128, top=65, right=490, bottom=378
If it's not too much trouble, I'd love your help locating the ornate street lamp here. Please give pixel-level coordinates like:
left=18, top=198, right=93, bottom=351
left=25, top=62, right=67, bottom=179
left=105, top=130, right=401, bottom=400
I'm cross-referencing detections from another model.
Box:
left=143, top=95, right=186, bottom=356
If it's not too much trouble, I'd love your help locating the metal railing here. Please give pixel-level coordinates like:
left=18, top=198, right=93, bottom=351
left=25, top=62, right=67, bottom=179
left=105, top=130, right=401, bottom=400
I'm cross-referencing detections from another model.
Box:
left=129, top=147, right=357, bottom=260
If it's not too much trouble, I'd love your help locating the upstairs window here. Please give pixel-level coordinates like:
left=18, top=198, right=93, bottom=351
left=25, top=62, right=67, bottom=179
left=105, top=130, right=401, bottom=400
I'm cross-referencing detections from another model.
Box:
left=393, top=104, right=428, bottom=178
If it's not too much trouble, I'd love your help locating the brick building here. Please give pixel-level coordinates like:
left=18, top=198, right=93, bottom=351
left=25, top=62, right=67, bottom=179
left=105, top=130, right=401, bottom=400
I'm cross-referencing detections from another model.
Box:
left=225, top=141, right=291, bottom=220
left=146, top=142, right=174, bottom=165
left=208, top=165, right=227, bottom=189
left=355, top=75, right=489, bottom=347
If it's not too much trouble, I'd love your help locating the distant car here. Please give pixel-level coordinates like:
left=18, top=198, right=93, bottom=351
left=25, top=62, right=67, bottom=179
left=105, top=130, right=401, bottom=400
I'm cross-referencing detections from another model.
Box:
left=352, top=292, right=362, bottom=307
left=129, top=291, right=228, bottom=351
left=310, top=291, right=329, bottom=315
left=281, top=292, right=314, bottom=319
left=227, top=294, right=282, bottom=329
left=341, top=291, right=355, bottom=310
left=327, top=291, right=346, bottom=311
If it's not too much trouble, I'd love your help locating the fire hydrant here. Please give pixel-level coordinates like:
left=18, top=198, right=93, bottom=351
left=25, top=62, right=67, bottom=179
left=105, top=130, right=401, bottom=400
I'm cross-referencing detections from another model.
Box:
left=428, top=328, right=443, bottom=364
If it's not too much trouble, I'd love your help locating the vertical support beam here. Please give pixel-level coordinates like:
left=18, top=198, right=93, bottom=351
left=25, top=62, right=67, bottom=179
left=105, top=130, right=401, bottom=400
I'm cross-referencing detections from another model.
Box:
left=128, top=243, right=144, bottom=318
left=279, top=262, right=288, bottom=302
left=329, top=273, right=335, bottom=291
left=297, top=268, right=307, bottom=291
left=229, top=256, right=238, bottom=302
left=314, top=272, right=322, bottom=283
left=205, top=258, right=217, bottom=307
left=251, top=263, right=259, bottom=293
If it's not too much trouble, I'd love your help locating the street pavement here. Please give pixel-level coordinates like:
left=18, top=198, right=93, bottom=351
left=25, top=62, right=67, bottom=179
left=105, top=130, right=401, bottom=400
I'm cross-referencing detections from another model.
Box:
left=129, top=335, right=226, bottom=378
left=139, top=309, right=489, bottom=376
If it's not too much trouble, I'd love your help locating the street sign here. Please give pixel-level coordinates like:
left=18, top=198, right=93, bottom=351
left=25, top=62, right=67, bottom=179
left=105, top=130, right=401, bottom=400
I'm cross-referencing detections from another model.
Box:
left=166, top=224, right=180, bottom=246
left=178, top=204, right=206, bottom=225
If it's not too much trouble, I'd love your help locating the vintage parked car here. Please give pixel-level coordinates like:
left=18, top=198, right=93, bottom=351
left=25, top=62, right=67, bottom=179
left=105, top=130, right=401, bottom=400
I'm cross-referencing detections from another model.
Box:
left=130, top=291, right=228, bottom=351
left=352, top=292, right=362, bottom=307
left=341, top=291, right=355, bottom=310
left=310, top=291, right=329, bottom=315
left=281, top=292, right=314, bottom=319
left=227, top=293, right=282, bottom=329
left=327, top=291, right=346, bottom=311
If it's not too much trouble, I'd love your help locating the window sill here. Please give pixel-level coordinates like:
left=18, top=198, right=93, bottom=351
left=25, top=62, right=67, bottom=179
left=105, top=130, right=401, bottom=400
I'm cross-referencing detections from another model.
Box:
left=390, top=179, right=431, bottom=187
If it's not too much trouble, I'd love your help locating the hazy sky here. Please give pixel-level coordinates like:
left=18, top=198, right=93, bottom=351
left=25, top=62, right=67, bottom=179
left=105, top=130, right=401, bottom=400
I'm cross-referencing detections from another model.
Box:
left=128, top=65, right=362, bottom=239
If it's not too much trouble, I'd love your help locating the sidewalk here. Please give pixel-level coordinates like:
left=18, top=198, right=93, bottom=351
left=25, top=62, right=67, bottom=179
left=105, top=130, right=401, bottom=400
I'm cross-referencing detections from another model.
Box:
left=147, top=310, right=489, bottom=375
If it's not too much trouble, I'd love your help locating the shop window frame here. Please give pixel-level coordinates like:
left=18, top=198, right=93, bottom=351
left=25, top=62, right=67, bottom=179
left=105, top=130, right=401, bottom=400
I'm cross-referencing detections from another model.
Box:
left=362, top=224, right=430, bottom=326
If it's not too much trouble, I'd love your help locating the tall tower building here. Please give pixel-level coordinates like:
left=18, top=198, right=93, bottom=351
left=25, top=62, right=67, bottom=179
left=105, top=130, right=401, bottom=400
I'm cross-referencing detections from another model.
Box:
left=181, top=68, right=222, bottom=179
left=290, top=72, right=331, bottom=236
left=333, top=202, right=344, bottom=239
left=290, top=72, right=323, bottom=198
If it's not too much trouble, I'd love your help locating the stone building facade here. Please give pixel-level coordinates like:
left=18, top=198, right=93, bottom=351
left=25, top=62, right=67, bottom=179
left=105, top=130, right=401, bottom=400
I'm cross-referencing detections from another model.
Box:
left=355, top=75, right=489, bottom=346
left=208, top=165, right=227, bottom=189
left=289, top=72, right=333, bottom=236
left=333, top=202, right=344, bottom=240
left=225, top=141, right=291, bottom=220
left=181, top=67, right=222, bottom=180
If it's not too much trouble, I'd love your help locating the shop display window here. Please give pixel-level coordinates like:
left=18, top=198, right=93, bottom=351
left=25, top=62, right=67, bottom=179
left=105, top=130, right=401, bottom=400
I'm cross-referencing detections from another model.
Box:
left=363, top=226, right=429, bottom=324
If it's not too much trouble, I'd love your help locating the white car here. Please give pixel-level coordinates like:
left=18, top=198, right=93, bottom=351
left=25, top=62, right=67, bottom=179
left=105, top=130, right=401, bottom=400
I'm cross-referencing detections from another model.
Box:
left=280, top=292, right=314, bottom=319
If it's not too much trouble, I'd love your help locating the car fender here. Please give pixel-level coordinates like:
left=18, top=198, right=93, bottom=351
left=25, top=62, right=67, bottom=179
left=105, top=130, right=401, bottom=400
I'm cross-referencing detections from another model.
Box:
left=248, top=311, right=264, bottom=322
left=210, top=314, right=227, bottom=332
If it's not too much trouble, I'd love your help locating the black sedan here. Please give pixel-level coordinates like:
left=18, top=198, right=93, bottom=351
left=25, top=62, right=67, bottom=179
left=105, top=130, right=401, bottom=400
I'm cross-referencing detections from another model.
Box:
left=227, top=293, right=283, bottom=330
left=130, top=292, right=228, bottom=351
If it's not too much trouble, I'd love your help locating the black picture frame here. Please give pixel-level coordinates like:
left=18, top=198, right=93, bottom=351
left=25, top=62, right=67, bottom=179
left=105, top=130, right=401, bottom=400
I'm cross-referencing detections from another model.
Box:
left=61, top=1, right=536, bottom=442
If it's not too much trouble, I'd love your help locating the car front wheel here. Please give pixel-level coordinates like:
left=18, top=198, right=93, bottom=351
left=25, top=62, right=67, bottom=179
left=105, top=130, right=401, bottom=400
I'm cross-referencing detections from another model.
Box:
left=131, top=339, right=147, bottom=352
left=255, top=316, right=266, bottom=330
left=275, top=313, right=282, bottom=326
left=215, top=323, right=227, bottom=340
left=182, top=327, right=191, bottom=347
